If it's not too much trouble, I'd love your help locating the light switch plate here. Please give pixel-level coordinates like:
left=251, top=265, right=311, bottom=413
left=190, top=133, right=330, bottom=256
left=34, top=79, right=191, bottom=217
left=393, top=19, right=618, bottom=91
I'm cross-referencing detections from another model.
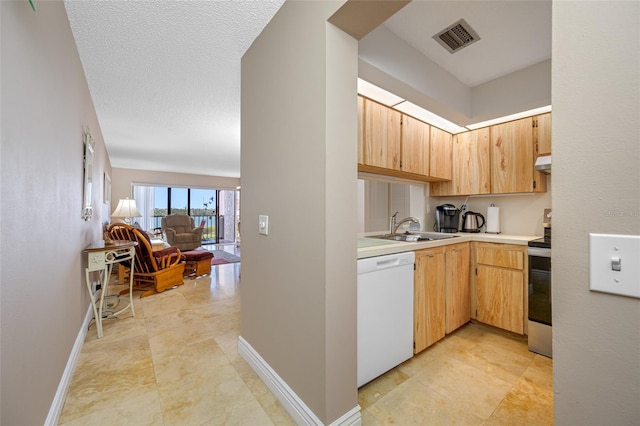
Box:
left=258, top=215, right=269, bottom=236
left=589, top=233, right=640, bottom=298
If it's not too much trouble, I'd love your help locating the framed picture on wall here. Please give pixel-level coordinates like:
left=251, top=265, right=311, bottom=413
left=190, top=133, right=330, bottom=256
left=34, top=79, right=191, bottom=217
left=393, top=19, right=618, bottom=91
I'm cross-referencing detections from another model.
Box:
left=103, top=172, right=111, bottom=204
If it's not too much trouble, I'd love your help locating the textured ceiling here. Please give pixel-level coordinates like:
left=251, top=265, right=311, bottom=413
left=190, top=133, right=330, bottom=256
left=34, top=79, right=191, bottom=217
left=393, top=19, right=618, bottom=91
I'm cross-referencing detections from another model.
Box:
left=65, top=1, right=550, bottom=178
left=65, top=0, right=285, bottom=178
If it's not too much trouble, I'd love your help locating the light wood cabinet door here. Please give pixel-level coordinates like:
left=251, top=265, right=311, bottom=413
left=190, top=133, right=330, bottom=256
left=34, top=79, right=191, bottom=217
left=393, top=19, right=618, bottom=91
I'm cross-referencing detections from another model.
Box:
left=362, top=98, right=401, bottom=171
left=401, top=114, right=430, bottom=175
left=456, top=128, right=491, bottom=195
left=432, top=128, right=490, bottom=196
left=476, top=245, right=524, bottom=270
left=473, top=243, right=527, bottom=335
left=414, top=248, right=446, bottom=354
left=357, top=96, right=364, bottom=165
left=476, top=265, right=524, bottom=334
left=429, top=126, right=453, bottom=180
left=490, top=117, right=535, bottom=193
left=445, top=243, right=470, bottom=334
left=534, top=113, right=552, bottom=156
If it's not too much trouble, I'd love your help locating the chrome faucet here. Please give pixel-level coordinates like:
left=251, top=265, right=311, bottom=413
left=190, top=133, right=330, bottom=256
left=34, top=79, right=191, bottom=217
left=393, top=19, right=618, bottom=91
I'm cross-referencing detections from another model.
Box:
left=389, top=212, right=399, bottom=235
left=393, top=216, right=420, bottom=234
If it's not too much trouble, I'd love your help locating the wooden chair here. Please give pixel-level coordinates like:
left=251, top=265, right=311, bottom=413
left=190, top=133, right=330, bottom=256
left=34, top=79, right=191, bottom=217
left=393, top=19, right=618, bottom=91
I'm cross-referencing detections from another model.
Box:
left=107, top=223, right=185, bottom=298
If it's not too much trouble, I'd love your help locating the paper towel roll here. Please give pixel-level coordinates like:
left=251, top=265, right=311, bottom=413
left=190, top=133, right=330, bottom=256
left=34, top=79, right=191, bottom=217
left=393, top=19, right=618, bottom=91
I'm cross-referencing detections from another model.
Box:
left=486, top=206, right=500, bottom=234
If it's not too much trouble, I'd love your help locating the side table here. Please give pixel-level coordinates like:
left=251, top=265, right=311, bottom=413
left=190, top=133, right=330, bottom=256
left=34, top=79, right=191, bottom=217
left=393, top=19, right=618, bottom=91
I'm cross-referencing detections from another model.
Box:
left=83, top=240, right=137, bottom=339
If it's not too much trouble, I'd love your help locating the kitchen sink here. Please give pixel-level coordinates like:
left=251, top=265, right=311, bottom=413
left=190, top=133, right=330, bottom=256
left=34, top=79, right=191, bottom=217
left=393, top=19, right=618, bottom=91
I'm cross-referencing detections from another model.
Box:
left=367, top=232, right=460, bottom=242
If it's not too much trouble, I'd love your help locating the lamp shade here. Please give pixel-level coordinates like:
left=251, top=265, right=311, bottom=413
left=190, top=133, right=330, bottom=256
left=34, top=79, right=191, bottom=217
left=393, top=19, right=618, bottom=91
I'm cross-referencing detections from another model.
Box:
left=111, top=198, right=142, bottom=221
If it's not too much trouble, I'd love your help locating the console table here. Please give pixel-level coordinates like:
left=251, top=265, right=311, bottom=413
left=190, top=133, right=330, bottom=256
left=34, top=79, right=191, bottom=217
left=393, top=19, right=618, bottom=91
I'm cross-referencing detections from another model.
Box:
left=83, top=240, right=137, bottom=339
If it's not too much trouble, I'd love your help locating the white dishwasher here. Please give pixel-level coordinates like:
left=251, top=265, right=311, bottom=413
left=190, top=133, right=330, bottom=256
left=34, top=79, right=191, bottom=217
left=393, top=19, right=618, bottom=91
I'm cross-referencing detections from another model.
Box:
left=357, top=251, right=415, bottom=387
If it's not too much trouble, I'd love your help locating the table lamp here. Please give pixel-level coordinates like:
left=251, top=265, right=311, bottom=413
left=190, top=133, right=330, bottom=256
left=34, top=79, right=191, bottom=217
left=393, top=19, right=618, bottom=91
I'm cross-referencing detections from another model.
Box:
left=111, top=198, right=142, bottom=224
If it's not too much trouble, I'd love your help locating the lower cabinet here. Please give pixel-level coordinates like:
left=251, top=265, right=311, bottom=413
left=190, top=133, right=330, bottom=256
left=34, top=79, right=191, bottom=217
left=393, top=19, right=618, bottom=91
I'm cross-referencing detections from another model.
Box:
left=414, top=242, right=470, bottom=354
left=445, top=243, right=470, bottom=334
left=473, top=242, right=527, bottom=335
left=414, top=247, right=445, bottom=353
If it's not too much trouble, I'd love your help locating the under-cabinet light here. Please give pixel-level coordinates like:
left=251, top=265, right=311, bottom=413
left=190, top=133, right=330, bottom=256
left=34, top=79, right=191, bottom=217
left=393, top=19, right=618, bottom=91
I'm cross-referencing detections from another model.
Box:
left=393, top=101, right=468, bottom=134
left=357, top=78, right=552, bottom=134
left=465, top=105, right=552, bottom=130
left=357, top=78, right=403, bottom=106
left=358, top=79, right=468, bottom=134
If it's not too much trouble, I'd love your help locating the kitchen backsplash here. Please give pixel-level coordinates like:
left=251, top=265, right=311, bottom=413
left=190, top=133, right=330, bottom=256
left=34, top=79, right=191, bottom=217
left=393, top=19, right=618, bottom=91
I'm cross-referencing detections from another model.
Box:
left=358, top=175, right=551, bottom=236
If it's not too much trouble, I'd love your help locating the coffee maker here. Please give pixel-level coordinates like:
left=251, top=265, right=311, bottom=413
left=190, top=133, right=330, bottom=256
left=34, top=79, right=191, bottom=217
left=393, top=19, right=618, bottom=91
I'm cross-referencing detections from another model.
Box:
left=435, top=204, right=461, bottom=233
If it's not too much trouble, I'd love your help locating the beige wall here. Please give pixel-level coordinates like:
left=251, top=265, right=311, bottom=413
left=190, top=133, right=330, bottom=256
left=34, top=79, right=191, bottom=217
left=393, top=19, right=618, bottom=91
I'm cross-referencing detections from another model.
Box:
left=359, top=177, right=552, bottom=236
left=240, top=1, right=358, bottom=423
left=553, top=2, right=640, bottom=423
left=1, top=2, right=110, bottom=423
left=110, top=167, right=240, bottom=206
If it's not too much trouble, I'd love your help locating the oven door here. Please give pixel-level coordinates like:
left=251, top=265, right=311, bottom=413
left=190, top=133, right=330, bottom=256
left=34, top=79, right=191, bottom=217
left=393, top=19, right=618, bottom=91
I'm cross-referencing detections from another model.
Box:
left=528, top=247, right=551, bottom=325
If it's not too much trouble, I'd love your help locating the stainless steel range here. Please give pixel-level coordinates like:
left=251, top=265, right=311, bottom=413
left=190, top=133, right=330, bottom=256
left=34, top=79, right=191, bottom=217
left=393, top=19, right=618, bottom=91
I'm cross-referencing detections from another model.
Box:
left=528, top=225, right=552, bottom=357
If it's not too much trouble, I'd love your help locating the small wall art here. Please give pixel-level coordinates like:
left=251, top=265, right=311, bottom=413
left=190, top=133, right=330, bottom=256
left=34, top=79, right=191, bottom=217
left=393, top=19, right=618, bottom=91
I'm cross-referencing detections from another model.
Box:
left=103, top=172, right=111, bottom=204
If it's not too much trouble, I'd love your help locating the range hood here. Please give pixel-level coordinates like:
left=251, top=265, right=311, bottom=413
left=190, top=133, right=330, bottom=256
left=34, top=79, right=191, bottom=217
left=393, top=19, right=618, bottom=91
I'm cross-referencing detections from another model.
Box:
left=535, top=155, right=551, bottom=174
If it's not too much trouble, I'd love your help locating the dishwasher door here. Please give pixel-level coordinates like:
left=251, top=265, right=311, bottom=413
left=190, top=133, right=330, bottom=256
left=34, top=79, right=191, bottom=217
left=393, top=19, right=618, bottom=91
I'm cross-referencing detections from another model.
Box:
left=357, top=251, right=415, bottom=387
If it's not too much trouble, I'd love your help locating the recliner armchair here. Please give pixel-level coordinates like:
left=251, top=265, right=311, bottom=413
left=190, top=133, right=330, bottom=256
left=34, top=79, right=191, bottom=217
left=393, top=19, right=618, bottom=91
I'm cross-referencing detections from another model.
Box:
left=161, top=215, right=204, bottom=251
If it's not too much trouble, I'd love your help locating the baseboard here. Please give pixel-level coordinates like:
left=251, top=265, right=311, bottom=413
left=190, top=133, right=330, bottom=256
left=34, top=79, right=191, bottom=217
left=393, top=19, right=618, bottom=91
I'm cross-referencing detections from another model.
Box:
left=328, top=406, right=362, bottom=426
left=45, top=304, right=92, bottom=425
left=237, top=336, right=361, bottom=426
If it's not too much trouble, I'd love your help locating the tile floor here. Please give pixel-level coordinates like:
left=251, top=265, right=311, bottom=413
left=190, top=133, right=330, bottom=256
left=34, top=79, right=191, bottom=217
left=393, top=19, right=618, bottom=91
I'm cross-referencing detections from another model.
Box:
left=359, top=324, right=554, bottom=425
left=60, top=245, right=553, bottom=425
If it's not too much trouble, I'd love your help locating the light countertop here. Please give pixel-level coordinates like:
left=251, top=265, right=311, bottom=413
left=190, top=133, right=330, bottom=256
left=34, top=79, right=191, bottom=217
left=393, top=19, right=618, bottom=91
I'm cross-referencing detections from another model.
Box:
left=357, top=232, right=540, bottom=259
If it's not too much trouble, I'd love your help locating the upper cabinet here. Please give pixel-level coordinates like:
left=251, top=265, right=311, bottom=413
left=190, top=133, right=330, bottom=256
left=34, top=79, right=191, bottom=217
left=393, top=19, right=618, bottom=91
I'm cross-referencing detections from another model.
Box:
left=491, top=117, right=546, bottom=194
left=429, top=126, right=453, bottom=181
left=401, top=114, right=430, bottom=176
left=358, top=96, right=452, bottom=182
left=361, top=97, right=402, bottom=171
left=432, top=116, right=549, bottom=196
left=431, top=128, right=490, bottom=196
left=358, top=95, right=549, bottom=194
left=534, top=113, right=552, bottom=156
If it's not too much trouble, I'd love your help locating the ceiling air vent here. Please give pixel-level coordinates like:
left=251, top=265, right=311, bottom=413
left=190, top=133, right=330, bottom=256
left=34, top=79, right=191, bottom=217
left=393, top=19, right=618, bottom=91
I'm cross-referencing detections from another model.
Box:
left=433, top=18, right=481, bottom=54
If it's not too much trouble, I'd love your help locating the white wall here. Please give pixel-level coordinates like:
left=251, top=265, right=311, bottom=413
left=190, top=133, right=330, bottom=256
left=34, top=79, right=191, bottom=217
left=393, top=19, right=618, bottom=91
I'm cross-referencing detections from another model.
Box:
left=553, top=2, right=640, bottom=423
left=358, top=26, right=551, bottom=127
left=359, top=25, right=471, bottom=121
left=1, top=2, right=109, bottom=423
left=471, top=59, right=551, bottom=122
left=428, top=177, right=552, bottom=236
left=360, top=179, right=428, bottom=233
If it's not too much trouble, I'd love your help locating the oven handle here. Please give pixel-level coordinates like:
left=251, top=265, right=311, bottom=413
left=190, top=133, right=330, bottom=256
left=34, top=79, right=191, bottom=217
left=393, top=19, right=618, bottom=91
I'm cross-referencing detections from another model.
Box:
left=528, top=247, right=551, bottom=258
